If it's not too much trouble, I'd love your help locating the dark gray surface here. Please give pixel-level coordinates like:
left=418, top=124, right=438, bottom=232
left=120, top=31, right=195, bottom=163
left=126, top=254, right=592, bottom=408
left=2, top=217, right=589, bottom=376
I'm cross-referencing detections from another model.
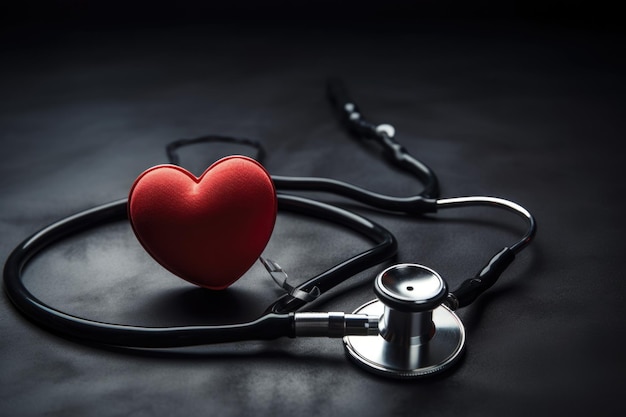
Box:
left=1, top=16, right=625, bottom=417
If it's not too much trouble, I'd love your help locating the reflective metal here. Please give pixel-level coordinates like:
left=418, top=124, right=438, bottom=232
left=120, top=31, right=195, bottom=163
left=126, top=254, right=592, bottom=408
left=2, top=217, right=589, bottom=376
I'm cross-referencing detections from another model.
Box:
left=375, top=264, right=447, bottom=348
left=343, top=300, right=465, bottom=378
left=376, top=263, right=446, bottom=309
left=294, top=312, right=379, bottom=337
left=436, top=196, right=536, bottom=253
left=376, top=124, right=396, bottom=138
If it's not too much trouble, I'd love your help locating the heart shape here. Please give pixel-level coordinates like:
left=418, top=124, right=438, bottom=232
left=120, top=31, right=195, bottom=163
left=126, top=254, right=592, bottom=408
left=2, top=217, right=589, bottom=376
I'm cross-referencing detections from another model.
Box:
left=128, top=156, right=277, bottom=289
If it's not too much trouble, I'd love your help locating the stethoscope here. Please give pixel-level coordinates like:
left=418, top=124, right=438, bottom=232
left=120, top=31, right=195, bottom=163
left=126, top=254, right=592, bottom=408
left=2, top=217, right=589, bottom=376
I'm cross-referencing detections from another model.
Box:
left=3, top=79, right=536, bottom=379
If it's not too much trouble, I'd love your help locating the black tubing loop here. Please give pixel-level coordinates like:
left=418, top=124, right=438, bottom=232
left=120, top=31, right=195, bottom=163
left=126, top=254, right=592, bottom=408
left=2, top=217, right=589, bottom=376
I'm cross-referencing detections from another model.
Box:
left=3, top=194, right=397, bottom=347
left=166, top=135, right=267, bottom=165
left=2, top=199, right=293, bottom=348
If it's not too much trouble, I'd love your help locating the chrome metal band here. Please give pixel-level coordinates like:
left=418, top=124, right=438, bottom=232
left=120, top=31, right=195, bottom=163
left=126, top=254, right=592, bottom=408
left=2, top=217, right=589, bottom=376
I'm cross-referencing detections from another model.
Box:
left=294, top=312, right=379, bottom=338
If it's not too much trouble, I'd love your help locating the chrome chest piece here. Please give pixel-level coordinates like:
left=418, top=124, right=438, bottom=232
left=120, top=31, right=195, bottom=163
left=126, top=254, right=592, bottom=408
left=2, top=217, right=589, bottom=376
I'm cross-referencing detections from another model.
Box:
left=344, top=264, right=465, bottom=378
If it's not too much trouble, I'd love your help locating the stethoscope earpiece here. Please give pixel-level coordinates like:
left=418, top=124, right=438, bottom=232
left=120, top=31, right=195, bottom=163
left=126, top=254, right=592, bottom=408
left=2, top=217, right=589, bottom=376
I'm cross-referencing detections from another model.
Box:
left=344, top=264, right=465, bottom=378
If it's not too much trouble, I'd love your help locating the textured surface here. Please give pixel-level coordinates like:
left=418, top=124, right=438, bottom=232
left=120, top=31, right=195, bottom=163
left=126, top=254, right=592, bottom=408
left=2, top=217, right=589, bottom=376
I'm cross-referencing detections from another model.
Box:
left=129, top=157, right=277, bottom=289
left=1, top=10, right=625, bottom=417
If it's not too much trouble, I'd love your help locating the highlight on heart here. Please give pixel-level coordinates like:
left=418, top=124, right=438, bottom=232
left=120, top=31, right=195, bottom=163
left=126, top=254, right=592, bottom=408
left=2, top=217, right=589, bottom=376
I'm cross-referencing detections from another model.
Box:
left=128, top=155, right=278, bottom=289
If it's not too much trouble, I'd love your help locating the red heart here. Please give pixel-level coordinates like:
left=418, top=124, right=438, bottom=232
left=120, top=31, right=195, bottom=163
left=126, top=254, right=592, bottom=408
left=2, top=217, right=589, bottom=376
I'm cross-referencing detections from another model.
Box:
left=128, top=156, right=277, bottom=289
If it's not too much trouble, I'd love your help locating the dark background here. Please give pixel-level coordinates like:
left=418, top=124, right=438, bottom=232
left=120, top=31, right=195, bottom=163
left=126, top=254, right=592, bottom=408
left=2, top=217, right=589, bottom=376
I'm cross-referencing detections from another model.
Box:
left=1, top=1, right=625, bottom=416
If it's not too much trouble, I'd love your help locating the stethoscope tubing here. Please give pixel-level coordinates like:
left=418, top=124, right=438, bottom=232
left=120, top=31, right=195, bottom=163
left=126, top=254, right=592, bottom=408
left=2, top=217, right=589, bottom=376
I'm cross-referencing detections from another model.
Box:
left=2, top=78, right=537, bottom=350
left=3, top=190, right=536, bottom=347
left=3, top=194, right=397, bottom=348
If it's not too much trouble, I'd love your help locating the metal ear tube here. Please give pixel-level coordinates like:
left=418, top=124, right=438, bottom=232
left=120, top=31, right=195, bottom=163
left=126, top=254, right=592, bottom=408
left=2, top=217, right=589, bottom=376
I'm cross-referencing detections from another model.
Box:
left=343, top=264, right=466, bottom=378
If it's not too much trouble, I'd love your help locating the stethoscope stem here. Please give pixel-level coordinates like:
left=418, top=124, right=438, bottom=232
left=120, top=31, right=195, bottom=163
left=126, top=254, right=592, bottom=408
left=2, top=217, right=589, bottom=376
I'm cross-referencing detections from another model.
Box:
left=293, top=312, right=379, bottom=338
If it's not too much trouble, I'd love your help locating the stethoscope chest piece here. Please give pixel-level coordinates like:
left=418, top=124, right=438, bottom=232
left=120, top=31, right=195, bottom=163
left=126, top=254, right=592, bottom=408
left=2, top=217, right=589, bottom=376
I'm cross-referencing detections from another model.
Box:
left=344, top=264, right=465, bottom=378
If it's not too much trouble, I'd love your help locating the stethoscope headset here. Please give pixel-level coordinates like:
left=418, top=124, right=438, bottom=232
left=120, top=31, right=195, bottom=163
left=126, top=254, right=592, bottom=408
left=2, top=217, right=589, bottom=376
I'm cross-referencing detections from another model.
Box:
left=3, top=79, right=536, bottom=379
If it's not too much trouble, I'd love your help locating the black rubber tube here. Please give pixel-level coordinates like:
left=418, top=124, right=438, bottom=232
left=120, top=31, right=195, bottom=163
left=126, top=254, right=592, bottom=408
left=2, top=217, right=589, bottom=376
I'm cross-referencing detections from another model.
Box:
left=3, top=195, right=397, bottom=347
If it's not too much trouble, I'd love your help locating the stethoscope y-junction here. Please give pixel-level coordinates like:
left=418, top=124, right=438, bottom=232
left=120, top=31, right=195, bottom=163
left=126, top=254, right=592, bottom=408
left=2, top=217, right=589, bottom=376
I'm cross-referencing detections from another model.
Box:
left=3, top=79, right=536, bottom=378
